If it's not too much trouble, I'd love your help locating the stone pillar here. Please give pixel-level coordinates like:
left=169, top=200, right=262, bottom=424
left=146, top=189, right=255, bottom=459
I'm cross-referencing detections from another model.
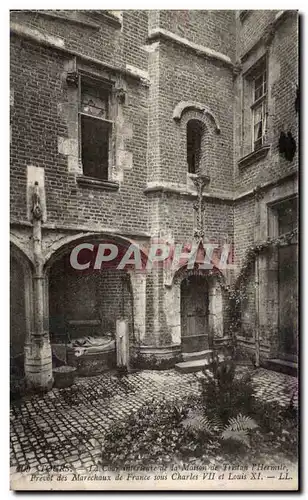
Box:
left=25, top=182, right=53, bottom=391
left=148, top=267, right=171, bottom=345
left=208, top=280, right=223, bottom=343
left=164, top=283, right=181, bottom=346
left=25, top=268, right=53, bottom=390
left=129, top=271, right=147, bottom=344
left=116, top=319, right=129, bottom=368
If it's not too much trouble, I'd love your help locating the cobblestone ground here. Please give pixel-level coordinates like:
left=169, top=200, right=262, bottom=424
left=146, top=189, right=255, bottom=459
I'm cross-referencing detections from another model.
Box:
left=10, top=368, right=298, bottom=473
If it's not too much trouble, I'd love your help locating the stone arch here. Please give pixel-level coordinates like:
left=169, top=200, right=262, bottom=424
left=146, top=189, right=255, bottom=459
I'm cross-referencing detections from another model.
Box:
left=172, top=100, right=221, bottom=134
left=10, top=242, right=34, bottom=377
left=10, top=232, right=34, bottom=267
left=167, top=265, right=226, bottom=351
left=44, top=232, right=148, bottom=371
left=43, top=232, right=148, bottom=272
left=172, top=102, right=220, bottom=180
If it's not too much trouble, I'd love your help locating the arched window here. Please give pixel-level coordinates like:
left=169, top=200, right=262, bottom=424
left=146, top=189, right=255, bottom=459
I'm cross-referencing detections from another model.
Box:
left=186, top=119, right=203, bottom=174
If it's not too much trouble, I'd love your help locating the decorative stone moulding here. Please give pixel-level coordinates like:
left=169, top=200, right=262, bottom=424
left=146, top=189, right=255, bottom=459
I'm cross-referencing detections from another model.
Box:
left=238, top=145, right=270, bottom=170
left=92, top=10, right=123, bottom=28
left=66, top=71, right=79, bottom=87
left=114, top=87, right=126, bottom=104
left=233, top=61, right=242, bottom=78
left=172, top=101, right=221, bottom=134
left=76, top=175, right=119, bottom=191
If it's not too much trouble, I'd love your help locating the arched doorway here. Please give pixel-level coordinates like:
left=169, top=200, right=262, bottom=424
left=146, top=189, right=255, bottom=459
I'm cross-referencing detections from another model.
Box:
left=173, top=266, right=225, bottom=355
left=49, top=254, right=133, bottom=344
left=181, top=274, right=209, bottom=352
left=46, top=236, right=137, bottom=373
left=10, top=254, right=26, bottom=375
left=10, top=244, right=33, bottom=379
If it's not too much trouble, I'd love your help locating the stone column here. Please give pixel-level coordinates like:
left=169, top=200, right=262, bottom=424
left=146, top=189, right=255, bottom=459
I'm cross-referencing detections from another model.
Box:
left=164, top=283, right=181, bottom=346
left=116, top=319, right=129, bottom=369
left=129, top=271, right=147, bottom=345
left=25, top=182, right=53, bottom=391
left=208, top=280, right=223, bottom=344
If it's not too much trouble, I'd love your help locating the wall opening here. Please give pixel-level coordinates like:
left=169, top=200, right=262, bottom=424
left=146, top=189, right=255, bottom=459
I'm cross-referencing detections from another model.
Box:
left=48, top=250, right=134, bottom=372
left=187, top=119, right=204, bottom=173
left=10, top=254, right=27, bottom=377
left=180, top=274, right=209, bottom=352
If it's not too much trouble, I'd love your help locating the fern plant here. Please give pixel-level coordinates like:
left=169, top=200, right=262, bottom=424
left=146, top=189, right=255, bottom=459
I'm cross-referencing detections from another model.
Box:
left=181, top=410, right=258, bottom=448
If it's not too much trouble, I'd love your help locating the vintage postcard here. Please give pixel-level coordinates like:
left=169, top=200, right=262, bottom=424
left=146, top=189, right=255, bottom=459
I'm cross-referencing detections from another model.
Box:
left=10, top=9, right=299, bottom=491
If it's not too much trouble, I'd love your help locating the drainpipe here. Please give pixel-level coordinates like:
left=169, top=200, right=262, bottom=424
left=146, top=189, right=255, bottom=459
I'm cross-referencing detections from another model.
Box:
left=253, top=185, right=263, bottom=369
left=255, top=256, right=260, bottom=368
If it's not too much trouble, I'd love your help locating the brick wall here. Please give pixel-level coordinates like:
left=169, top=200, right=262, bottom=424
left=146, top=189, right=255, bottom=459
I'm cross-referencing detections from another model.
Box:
left=234, top=12, right=298, bottom=194
left=10, top=12, right=149, bottom=233
left=237, top=10, right=277, bottom=59
left=158, top=10, right=236, bottom=60
left=157, top=41, right=234, bottom=191
left=49, top=256, right=133, bottom=340
left=10, top=40, right=149, bottom=232
left=10, top=10, right=149, bottom=71
left=10, top=10, right=299, bottom=358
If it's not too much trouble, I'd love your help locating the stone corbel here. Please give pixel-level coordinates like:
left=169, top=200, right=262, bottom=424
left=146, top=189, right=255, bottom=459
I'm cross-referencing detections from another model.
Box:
left=253, top=184, right=264, bottom=202
left=114, top=87, right=126, bottom=104
left=66, top=71, right=79, bottom=87
left=262, top=22, right=276, bottom=47
left=233, top=60, right=242, bottom=79
left=164, top=267, right=174, bottom=288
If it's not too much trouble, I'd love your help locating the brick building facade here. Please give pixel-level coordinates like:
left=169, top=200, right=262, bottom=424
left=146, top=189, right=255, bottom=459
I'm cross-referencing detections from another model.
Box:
left=10, top=10, right=298, bottom=390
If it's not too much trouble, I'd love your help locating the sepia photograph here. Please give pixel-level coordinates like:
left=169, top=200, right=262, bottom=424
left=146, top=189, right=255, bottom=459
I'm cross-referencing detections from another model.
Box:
left=9, top=8, right=299, bottom=491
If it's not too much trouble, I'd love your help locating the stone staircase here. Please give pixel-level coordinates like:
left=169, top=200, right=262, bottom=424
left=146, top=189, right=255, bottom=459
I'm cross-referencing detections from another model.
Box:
left=175, top=349, right=213, bottom=373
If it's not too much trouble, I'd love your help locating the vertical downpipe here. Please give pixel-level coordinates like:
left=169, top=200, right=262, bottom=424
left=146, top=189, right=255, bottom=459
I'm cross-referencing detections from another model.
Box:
left=255, top=255, right=260, bottom=367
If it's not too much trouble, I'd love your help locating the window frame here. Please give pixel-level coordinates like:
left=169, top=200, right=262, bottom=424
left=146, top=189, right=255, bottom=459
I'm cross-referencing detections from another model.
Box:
left=186, top=119, right=204, bottom=174
left=78, top=73, right=114, bottom=181
left=250, top=58, right=268, bottom=152
left=268, top=195, right=298, bottom=243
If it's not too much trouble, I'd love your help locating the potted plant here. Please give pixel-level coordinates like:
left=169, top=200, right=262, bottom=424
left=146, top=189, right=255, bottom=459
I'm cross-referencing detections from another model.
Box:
left=53, top=364, right=77, bottom=389
left=52, top=330, right=76, bottom=388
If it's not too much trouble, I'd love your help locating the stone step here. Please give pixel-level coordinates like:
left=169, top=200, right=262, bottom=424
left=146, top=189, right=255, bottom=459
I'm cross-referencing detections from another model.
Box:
left=182, top=349, right=213, bottom=362
left=264, top=358, right=298, bottom=377
left=175, top=354, right=213, bottom=374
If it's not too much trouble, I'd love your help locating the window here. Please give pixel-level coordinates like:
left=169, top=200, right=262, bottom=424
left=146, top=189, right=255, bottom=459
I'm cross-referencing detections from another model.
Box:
left=251, top=61, right=267, bottom=151
left=79, top=76, right=113, bottom=180
left=277, top=198, right=298, bottom=236
left=187, top=120, right=203, bottom=174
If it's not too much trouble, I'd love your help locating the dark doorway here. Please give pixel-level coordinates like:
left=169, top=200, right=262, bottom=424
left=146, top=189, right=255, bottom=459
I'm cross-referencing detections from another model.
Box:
left=10, top=255, right=26, bottom=376
left=180, top=275, right=209, bottom=353
left=278, top=244, right=298, bottom=360
left=276, top=197, right=298, bottom=361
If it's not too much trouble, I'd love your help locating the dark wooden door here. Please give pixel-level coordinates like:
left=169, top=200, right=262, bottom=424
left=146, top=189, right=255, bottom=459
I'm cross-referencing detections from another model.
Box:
left=181, top=276, right=209, bottom=353
left=278, top=244, right=298, bottom=361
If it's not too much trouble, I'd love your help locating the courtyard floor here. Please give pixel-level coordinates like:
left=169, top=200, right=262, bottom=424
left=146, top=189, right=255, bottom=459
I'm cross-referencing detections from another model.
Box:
left=10, top=367, right=298, bottom=474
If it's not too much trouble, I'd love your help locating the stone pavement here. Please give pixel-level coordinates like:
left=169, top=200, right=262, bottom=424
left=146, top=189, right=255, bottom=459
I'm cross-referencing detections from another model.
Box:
left=10, top=368, right=298, bottom=473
